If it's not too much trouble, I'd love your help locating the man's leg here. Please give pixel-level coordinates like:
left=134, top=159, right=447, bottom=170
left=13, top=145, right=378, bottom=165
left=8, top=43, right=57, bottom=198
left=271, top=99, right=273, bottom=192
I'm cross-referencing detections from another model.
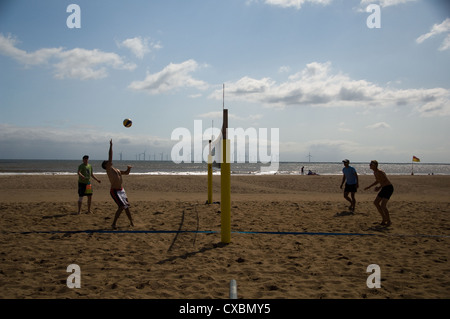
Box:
left=373, top=196, right=386, bottom=224
left=380, top=198, right=391, bottom=226
left=124, top=208, right=134, bottom=227
left=112, top=207, right=123, bottom=229
left=344, top=191, right=352, bottom=209
left=77, top=197, right=83, bottom=214
left=87, top=195, right=92, bottom=214
left=350, top=192, right=356, bottom=212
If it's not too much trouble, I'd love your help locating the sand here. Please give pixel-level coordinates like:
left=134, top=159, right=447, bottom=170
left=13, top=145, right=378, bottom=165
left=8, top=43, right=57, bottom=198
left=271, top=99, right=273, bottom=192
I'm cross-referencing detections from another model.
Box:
left=0, top=174, right=449, bottom=299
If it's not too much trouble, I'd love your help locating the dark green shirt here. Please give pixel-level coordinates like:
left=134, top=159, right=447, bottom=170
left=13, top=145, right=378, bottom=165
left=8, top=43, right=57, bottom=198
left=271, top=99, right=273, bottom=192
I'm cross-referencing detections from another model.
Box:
left=78, top=163, right=92, bottom=184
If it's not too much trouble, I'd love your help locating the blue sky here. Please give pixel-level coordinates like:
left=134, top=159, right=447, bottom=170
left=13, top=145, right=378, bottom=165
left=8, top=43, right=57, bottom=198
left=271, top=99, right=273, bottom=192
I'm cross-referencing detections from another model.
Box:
left=1, top=0, right=449, bottom=163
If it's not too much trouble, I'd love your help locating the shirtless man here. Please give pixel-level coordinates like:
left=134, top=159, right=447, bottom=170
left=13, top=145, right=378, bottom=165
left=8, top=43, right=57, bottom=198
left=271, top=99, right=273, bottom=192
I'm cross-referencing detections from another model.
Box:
left=364, top=160, right=394, bottom=226
left=102, top=139, right=134, bottom=229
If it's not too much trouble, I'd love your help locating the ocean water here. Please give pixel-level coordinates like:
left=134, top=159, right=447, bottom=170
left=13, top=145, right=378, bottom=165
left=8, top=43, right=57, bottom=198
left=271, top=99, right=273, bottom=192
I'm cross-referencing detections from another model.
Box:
left=1, top=159, right=449, bottom=176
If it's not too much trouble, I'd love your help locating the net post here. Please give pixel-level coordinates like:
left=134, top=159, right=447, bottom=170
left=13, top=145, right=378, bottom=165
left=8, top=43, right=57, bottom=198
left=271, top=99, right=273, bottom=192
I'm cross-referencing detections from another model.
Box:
left=221, top=139, right=231, bottom=243
left=207, top=140, right=213, bottom=204
left=230, top=279, right=237, bottom=299
left=221, top=109, right=231, bottom=244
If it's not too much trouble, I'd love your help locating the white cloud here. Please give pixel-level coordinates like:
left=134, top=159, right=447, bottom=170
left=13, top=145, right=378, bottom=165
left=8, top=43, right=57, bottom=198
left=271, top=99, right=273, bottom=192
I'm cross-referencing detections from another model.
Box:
left=0, top=123, right=172, bottom=159
left=128, top=59, right=208, bottom=94
left=416, top=18, right=450, bottom=51
left=439, top=34, right=450, bottom=51
left=0, top=34, right=61, bottom=65
left=0, top=123, right=166, bottom=145
left=209, top=61, right=450, bottom=117
left=263, top=0, right=332, bottom=9
left=278, top=66, right=291, bottom=73
left=198, top=111, right=263, bottom=122
left=366, top=122, right=391, bottom=130
left=263, top=0, right=416, bottom=10
left=117, top=36, right=162, bottom=59
left=54, top=48, right=136, bottom=80
left=280, top=137, right=403, bottom=163
left=360, top=0, right=416, bottom=8
left=198, top=111, right=228, bottom=119
left=338, top=122, right=353, bottom=132
left=301, top=139, right=362, bottom=161
left=0, top=33, right=136, bottom=80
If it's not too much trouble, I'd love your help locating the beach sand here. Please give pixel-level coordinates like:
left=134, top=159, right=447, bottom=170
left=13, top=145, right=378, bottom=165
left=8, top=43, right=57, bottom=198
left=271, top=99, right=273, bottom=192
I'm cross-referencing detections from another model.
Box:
left=0, top=174, right=449, bottom=299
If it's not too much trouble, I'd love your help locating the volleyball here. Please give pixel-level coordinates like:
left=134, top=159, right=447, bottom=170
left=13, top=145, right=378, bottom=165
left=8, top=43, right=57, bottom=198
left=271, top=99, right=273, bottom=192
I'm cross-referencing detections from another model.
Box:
left=123, top=118, right=132, bottom=128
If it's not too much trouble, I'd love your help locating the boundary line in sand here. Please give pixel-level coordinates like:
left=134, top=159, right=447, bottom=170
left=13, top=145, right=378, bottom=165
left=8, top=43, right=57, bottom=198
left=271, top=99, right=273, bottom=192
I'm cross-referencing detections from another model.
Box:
left=9, top=229, right=450, bottom=239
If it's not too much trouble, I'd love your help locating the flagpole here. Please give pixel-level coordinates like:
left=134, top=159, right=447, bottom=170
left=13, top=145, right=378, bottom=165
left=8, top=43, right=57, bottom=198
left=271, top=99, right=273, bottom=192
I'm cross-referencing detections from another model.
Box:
left=412, top=156, right=420, bottom=175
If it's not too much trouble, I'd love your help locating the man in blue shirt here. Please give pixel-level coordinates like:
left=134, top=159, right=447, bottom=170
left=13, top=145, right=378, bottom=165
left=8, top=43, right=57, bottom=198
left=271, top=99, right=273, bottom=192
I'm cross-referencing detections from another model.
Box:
left=340, top=159, right=359, bottom=212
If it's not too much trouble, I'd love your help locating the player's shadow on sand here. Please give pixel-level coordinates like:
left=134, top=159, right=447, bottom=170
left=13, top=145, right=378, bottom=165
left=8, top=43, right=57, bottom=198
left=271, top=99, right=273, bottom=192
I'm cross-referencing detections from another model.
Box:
left=334, top=211, right=354, bottom=217
left=156, top=242, right=227, bottom=265
left=42, top=212, right=79, bottom=219
left=366, top=224, right=391, bottom=233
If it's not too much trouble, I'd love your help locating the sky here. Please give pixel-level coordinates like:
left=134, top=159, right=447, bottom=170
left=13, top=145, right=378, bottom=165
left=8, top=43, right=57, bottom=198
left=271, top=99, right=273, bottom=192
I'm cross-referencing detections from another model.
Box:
left=0, top=0, right=449, bottom=163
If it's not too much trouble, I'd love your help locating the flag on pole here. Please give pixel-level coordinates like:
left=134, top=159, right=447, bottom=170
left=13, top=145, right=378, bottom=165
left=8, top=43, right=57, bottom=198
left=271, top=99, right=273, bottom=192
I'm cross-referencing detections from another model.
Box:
left=412, top=156, right=420, bottom=162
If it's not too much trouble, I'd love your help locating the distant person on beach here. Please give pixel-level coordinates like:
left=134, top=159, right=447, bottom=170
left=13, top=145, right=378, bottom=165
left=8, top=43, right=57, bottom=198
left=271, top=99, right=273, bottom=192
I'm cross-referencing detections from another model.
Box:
left=301, top=166, right=304, bottom=175
left=364, top=160, right=394, bottom=227
left=340, top=159, right=358, bottom=212
left=77, top=155, right=101, bottom=214
left=102, top=139, right=134, bottom=229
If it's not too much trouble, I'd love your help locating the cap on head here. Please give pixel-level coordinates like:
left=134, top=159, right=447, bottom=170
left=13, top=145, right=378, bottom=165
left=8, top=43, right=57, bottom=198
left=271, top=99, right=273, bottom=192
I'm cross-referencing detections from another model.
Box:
left=342, top=159, right=349, bottom=164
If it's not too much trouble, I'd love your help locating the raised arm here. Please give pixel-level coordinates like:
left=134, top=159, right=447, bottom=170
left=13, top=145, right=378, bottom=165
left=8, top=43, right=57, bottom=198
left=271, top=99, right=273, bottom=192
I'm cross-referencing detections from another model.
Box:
left=108, top=139, right=113, bottom=163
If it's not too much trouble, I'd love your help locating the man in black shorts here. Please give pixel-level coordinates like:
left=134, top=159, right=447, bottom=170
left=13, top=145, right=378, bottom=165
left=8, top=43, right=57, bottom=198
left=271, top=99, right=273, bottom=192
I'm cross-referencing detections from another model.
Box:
left=365, top=160, right=394, bottom=226
left=77, top=155, right=101, bottom=214
left=340, top=159, right=359, bottom=212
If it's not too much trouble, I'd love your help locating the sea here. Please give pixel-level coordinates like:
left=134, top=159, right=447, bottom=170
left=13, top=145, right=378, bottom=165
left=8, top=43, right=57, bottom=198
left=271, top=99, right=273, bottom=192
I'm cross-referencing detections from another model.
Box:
left=1, top=159, right=449, bottom=176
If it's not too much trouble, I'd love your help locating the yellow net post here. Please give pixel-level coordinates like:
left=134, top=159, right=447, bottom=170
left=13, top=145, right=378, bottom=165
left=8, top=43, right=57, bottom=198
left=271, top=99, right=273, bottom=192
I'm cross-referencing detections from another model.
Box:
left=221, top=139, right=231, bottom=243
left=207, top=140, right=213, bottom=204
left=221, top=109, right=231, bottom=244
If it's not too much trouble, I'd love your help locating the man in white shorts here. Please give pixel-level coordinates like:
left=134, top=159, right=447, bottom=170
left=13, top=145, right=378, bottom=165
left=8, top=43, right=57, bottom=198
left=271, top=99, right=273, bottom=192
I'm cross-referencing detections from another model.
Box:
left=102, top=139, right=134, bottom=229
